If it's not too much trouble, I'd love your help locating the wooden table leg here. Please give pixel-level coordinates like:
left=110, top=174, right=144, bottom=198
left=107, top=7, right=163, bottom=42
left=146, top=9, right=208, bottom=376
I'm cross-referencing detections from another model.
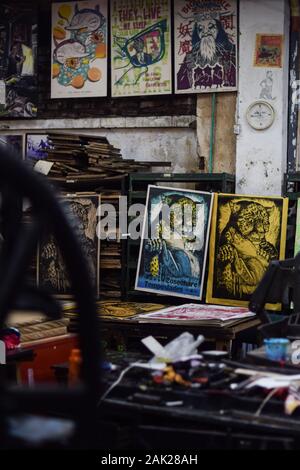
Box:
left=215, top=339, right=232, bottom=353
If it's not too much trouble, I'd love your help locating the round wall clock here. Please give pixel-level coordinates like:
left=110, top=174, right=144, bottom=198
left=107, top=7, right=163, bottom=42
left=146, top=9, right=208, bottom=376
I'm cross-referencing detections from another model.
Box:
left=246, top=101, right=275, bottom=130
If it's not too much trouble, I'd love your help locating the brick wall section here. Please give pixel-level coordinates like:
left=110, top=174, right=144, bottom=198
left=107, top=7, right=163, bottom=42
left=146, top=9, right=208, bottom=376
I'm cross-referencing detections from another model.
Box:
left=34, top=0, right=196, bottom=120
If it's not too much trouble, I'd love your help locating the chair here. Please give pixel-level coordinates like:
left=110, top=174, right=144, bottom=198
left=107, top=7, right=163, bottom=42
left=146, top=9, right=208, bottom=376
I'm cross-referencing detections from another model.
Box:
left=0, top=142, right=101, bottom=448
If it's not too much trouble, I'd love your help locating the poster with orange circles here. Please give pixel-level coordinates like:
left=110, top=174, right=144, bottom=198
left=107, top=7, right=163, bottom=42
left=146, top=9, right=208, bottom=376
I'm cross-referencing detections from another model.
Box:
left=51, top=1, right=107, bottom=98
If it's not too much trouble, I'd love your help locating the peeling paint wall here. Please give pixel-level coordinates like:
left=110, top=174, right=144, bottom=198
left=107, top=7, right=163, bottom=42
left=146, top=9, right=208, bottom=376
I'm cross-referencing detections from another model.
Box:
left=0, top=118, right=198, bottom=173
left=236, top=0, right=290, bottom=196
left=53, top=129, right=198, bottom=173
left=79, top=128, right=198, bottom=173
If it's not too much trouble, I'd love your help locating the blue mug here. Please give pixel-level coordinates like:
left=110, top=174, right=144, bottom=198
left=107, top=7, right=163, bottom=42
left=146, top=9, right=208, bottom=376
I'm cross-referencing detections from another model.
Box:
left=264, top=338, right=290, bottom=361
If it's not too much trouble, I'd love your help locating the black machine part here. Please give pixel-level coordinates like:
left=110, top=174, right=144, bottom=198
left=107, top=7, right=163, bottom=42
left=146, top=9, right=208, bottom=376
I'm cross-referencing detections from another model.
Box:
left=249, top=253, right=300, bottom=338
left=0, top=143, right=101, bottom=448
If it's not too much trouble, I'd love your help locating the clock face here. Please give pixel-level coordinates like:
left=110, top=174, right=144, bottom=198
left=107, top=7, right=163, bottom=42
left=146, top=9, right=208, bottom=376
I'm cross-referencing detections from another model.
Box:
left=246, top=101, right=275, bottom=130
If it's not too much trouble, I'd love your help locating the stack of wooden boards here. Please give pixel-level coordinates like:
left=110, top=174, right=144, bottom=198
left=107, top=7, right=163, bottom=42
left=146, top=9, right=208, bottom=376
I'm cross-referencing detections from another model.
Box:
left=40, top=133, right=171, bottom=183
left=100, top=192, right=123, bottom=298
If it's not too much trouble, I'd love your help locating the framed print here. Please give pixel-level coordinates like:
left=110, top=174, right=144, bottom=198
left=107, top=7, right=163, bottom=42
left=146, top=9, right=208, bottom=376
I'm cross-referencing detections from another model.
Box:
left=25, top=133, right=52, bottom=160
left=135, top=185, right=214, bottom=300
left=0, top=3, right=38, bottom=118
left=0, top=134, right=23, bottom=157
left=206, top=194, right=289, bottom=309
left=51, top=1, right=108, bottom=98
left=37, top=194, right=100, bottom=298
left=254, top=34, right=283, bottom=68
left=174, top=0, right=237, bottom=94
left=111, top=0, right=172, bottom=97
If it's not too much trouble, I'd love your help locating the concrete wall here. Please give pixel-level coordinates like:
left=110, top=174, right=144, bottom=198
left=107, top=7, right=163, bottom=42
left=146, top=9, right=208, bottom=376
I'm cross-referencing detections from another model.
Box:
left=236, top=0, right=290, bottom=196
left=0, top=116, right=198, bottom=173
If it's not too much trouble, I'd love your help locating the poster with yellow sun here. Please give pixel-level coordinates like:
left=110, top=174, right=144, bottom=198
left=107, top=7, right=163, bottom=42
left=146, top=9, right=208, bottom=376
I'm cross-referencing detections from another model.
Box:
left=51, top=1, right=107, bottom=98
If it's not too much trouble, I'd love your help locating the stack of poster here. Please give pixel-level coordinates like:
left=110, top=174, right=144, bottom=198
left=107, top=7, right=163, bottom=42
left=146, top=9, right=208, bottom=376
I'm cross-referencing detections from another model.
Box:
left=137, top=304, right=256, bottom=327
left=65, top=301, right=168, bottom=333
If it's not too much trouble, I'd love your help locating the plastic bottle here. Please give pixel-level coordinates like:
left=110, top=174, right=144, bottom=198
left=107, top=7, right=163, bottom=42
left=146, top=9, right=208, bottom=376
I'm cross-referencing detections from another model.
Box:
left=68, top=348, right=82, bottom=385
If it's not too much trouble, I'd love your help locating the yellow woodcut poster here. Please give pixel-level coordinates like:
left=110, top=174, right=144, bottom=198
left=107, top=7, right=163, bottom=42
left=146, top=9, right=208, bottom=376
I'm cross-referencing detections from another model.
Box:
left=206, top=194, right=288, bottom=309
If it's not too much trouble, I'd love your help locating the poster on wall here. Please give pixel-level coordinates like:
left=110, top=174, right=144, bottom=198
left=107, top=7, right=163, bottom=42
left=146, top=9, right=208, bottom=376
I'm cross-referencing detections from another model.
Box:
left=206, top=194, right=288, bottom=309
left=0, top=4, right=37, bottom=118
left=174, top=0, right=237, bottom=94
left=135, top=186, right=214, bottom=300
left=0, top=135, right=23, bottom=157
left=25, top=134, right=52, bottom=160
left=37, top=195, right=100, bottom=297
left=111, top=0, right=172, bottom=97
left=51, top=1, right=107, bottom=99
left=254, top=34, right=283, bottom=68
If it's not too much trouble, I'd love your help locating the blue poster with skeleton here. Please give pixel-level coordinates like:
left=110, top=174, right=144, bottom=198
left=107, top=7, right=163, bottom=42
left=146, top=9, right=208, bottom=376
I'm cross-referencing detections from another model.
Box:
left=135, top=186, right=214, bottom=300
left=174, top=0, right=237, bottom=93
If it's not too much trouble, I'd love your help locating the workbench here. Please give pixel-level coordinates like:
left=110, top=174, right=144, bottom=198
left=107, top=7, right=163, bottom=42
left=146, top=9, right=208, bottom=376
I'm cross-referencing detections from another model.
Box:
left=97, top=316, right=261, bottom=353
left=51, top=351, right=300, bottom=450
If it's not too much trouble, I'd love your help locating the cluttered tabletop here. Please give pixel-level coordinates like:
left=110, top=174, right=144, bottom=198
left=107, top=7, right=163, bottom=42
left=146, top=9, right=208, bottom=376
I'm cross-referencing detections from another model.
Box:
left=49, top=331, right=300, bottom=450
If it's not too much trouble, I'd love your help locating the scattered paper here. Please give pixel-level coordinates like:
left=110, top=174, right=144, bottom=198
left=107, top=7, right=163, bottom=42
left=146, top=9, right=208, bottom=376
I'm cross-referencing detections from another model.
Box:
left=285, top=382, right=300, bottom=415
left=247, top=377, right=292, bottom=390
left=142, top=332, right=204, bottom=364
left=142, top=336, right=167, bottom=358
left=34, top=160, right=54, bottom=176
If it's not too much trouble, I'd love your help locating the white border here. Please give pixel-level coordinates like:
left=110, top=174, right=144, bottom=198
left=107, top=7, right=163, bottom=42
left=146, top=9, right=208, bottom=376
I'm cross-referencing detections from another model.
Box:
left=51, top=0, right=108, bottom=99
left=111, top=0, right=172, bottom=98
left=174, top=0, right=238, bottom=94
left=135, top=185, right=214, bottom=300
